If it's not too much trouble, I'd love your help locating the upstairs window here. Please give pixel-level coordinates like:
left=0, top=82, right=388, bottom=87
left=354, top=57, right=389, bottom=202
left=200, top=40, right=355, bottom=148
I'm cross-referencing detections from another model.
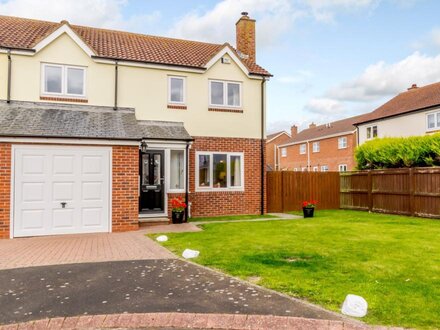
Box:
left=281, top=147, right=287, bottom=157
left=299, top=144, right=306, bottom=155
left=168, top=76, right=186, bottom=104
left=338, top=137, right=348, bottom=149
left=42, top=63, right=86, bottom=97
left=209, top=80, right=241, bottom=108
left=321, top=165, right=329, bottom=172
left=366, top=126, right=378, bottom=140
left=427, top=112, right=440, bottom=130
left=312, top=142, right=320, bottom=153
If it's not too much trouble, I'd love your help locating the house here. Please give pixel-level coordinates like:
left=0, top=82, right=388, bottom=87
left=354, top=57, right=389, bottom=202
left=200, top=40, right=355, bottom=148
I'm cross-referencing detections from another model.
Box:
left=0, top=13, right=271, bottom=238
left=356, top=82, right=440, bottom=144
left=277, top=115, right=366, bottom=172
left=265, top=130, right=290, bottom=170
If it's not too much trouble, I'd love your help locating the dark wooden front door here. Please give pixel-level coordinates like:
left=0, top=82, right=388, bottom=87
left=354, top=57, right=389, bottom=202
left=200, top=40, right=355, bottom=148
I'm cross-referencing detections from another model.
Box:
left=140, top=150, right=165, bottom=213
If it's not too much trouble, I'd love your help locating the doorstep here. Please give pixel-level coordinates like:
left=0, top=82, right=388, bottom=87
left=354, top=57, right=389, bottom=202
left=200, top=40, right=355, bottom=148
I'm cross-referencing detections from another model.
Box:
left=139, top=217, right=169, bottom=227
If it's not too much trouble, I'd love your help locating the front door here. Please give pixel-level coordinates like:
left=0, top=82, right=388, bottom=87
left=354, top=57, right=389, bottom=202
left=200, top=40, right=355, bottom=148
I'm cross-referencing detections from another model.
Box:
left=140, top=150, right=165, bottom=213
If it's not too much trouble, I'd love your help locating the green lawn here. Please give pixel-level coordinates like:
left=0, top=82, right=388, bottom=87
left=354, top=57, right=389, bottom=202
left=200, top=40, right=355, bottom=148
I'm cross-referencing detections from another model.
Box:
left=188, top=214, right=278, bottom=222
left=153, top=210, right=440, bottom=329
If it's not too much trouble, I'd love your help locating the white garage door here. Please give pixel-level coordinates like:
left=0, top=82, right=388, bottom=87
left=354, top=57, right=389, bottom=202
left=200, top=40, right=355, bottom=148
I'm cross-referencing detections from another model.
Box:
left=13, top=145, right=111, bottom=238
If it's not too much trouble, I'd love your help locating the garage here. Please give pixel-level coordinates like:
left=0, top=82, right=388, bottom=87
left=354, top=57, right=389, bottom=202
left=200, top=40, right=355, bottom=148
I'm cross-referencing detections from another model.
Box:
left=12, top=145, right=111, bottom=238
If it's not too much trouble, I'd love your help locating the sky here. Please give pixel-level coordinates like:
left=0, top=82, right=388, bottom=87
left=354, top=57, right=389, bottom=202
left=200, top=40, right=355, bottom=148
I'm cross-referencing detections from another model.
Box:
left=2, top=0, right=440, bottom=133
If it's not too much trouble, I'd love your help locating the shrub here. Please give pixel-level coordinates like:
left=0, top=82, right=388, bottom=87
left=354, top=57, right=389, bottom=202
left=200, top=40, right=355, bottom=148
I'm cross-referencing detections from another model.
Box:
left=355, top=134, right=440, bottom=169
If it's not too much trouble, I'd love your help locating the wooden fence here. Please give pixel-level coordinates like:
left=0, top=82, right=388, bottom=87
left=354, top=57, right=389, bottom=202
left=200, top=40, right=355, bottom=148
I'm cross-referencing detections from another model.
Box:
left=340, top=168, right=440, bottom=218
left=267, top=171, right=340, bottom=213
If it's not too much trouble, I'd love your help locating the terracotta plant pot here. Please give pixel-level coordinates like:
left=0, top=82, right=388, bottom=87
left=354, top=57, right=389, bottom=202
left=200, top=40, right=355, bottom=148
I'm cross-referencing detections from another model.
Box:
left=172, top=210, right=185, bottom=224
left=303, top=207, right=315, bottom=218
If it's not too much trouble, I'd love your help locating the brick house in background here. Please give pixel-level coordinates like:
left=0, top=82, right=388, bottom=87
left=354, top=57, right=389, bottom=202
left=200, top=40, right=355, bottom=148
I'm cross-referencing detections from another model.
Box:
left=277, top=115, right=366, bottom=172
left=265, top=131, right=290, bottom=170
left=0, top=13, right=271, bottom=239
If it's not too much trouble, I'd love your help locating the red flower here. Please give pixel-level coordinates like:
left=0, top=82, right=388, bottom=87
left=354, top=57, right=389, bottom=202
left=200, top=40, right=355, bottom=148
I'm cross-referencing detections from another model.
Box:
left=171, top=197, right=186, bottom=212
left=302, top=200, right=318, bottom=208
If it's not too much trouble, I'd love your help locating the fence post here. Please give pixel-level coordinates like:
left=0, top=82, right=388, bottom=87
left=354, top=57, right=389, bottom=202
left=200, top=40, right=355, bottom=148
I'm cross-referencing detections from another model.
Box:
left=409, top=168, right=415, bottom=216
left=367, top=170, right=373, bottom=212
left=281, top=171, right=285, bottom=212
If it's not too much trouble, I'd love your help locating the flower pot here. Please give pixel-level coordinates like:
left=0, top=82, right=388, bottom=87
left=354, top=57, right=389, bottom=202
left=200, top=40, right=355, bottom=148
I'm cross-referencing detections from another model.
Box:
left=172, top=210, right=185, bottom=224
left=303, top=207, right=315, bottom=218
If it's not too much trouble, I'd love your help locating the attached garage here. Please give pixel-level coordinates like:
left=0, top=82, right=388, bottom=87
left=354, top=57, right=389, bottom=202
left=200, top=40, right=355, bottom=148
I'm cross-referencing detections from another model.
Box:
left=12, top=146, right=111, bottom=237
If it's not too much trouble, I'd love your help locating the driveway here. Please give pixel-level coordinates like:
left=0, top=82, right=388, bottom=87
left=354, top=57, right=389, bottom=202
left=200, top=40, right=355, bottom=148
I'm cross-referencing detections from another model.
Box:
left=0, top=231, right=173, bottom=270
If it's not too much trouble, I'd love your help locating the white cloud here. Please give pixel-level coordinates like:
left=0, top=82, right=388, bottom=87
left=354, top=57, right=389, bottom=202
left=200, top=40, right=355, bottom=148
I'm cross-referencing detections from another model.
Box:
left=277, top=70, right=313, bottom=84
left=305, top=97, right=344, bottom=114
left=301, top=0, right=378, bottom=23
left=0, top=0, right=160, bottom=32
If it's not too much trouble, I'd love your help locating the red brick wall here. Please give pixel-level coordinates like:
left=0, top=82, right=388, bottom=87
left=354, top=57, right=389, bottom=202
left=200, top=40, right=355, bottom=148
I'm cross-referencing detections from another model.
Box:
left=279, top=133, right=357, bottom=171
left=0, top=143, right=11, bottom=238
left=266, top=134, right=291, bottom=170
left=184, top=136, right=265, bottom=218
left=112, top=145, right=139, bottom=232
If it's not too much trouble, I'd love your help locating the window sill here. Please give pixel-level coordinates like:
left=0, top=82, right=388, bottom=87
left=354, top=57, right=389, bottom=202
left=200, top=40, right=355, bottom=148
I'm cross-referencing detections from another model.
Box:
left=167, top=104, right=187, bottom=110
left=208, top=107, right=243, bottom=113
left=40, top=96, right=88, bottom=103
left=195, top=188, right=244, bottom=193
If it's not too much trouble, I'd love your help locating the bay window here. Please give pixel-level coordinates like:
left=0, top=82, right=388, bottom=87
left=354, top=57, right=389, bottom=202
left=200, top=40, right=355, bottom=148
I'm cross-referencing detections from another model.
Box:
left=42, top=63, right=86, bottom=97
left=196, top=152, right=244, bottom=190
left=209, top=80, right=241, bottom=108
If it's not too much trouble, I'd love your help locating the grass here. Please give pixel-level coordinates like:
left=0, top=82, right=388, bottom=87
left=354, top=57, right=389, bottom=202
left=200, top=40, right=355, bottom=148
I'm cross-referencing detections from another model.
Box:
left=152, top=210, right=440, bottom=329
left=188, top=214, right=278, bottom=222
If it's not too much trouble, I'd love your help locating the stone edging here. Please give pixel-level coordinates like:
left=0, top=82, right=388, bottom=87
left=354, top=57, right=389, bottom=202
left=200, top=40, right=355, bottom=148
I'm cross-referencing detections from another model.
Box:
left=0, top=312, right=385, bottom=329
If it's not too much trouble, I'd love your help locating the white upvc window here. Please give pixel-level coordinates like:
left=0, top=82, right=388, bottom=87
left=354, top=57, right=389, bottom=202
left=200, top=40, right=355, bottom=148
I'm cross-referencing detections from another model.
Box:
left=299, top=144, right=306, bottom=154
left=312, top=142, right=320, bottom=153
left=293, top=168, right=298, bottom=172
left=281, top=147, right=287, bottom=157
left=321, top=165, right=329, bottom=172
left=427, top=111, right=440, bottom=131
left=41, top=63, right=86, bottom=97
left=366, top=125, right=378, bottom=140
left=301, top=167, right=308, bottom=172
left=168, top=76, right=186, bottom=104
left=339, top=164, right=348, bottom=172
left=338, top=137, right=348, bottom=149
left=169, top=149, right=186, bottom=192
left=196, top=152, right=244, bottom=191
left=312, top=166, right=319, bottom=172
left=209, top=80, right=242, bottom=108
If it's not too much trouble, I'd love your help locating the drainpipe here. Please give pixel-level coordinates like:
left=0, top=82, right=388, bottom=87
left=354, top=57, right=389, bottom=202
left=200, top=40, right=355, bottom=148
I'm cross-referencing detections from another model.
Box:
left=306, top=141, right=310, bottom=171
left=113, top=61, right=118, bottom=110
left=260, top=77, right=267, bottom=215
left=184, top=142, right=190, bottom=222
left=7, top=49, right=12, bottom=103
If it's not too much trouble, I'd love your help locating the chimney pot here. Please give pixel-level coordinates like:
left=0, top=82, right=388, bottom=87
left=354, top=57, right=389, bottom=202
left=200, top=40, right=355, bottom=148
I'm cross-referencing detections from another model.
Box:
left=291, top=125, right=298, bottom=137
left=408, top=83, right=418, bottom=91
left=309, top=122, right=316, bottom=129
left=236, top=12, right=256, bottom=63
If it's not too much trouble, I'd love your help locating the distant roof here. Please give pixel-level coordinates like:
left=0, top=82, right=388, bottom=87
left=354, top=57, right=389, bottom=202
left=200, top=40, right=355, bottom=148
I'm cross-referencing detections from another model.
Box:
left=0, top=15, right=270, bottom=76
left=0, top=101, right=192, bottom=141
left=280, top=114, right=367, bottom=146
left=355, top=82, right=440, bottom=124
left=267, top=130, right=290, bottom=142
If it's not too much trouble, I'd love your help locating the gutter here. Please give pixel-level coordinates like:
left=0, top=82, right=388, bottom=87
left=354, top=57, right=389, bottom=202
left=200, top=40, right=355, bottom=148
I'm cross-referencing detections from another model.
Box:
left=260, top=77, right=266, bottom=215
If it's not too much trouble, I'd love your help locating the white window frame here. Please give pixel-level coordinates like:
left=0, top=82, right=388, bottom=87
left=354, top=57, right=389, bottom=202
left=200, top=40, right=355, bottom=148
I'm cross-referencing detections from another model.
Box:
left=426, top=111, right=440, bottom=131
left=195, top=151, right=244, bottom=191
left=168, top=76, right=186, bottom=105
left=41, top=63, right=87, bottom=98
left=301, top=167, right=308, bottom=172
left=209, top=79, right=242, bottom=108
left=338, top=137, right=348, bottom=149
left=299, top=144, right=306, bottom=155
left=338, top=164, right=348, bottom=172
left=312, top=166, right=318, bottom=172
left=168, top=149, right=187, bottom=193
left=312, top=142, right=320, bottom=153
left=321, top=165, right=329, bottom=172
left=281, top=147, right=287, bottom=157
left=366, top=125, right=378, bottom=140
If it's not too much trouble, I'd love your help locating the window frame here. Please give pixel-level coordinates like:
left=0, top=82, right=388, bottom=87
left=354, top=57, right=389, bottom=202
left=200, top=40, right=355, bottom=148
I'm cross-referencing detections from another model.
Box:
left=195, top=151, right=244, bottom=192
left=321, top=165, right=329, bottom=172
left=299, top=144, right=306, bottom=155
left=168, top=76, right=186, bottom=105
left=312, top=166, right=319, bottom=172
left=312, top=141, right=320, bottom=153
left=338, top=137, right=348, bottom=149
left=426, top=111, right=440, bottom=131
left=281, top=147, right=287, bottom=157
left=366, top=125, right=378, bottom=140
left=338, top=164, right=348, bottom=172
left=41, top=63, right=87, bottom=98
left=168, top=149, right=187, bottom=193
left=209, top=79, right=242, bottom=108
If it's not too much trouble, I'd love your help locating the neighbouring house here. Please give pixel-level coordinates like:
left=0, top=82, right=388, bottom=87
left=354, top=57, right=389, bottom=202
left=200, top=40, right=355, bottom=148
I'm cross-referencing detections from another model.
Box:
left=356, top=82, right=440, bottom=144
left=0, top=13, right=271, bottom=238
left=265, top=130, right=290, bottom=170
left=277, top=115, right=366, bottom=172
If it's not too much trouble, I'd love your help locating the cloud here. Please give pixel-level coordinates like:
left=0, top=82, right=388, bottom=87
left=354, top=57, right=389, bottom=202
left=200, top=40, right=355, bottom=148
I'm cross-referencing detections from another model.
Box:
left=430, top=28, right=440, bottom=48
left=169, top=0, right=300, bottom=47
left=0, top=0, right=160, bottom=32
left=277, top=70, right=313, bottom=84
left=327, top=52, right=440, bottom=102
left=305, top=98, right=344, bottom=114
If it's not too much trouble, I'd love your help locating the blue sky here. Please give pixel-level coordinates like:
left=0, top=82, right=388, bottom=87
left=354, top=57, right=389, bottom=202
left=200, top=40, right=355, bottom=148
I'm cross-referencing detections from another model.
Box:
left=2, top=0, right=440, bottom=133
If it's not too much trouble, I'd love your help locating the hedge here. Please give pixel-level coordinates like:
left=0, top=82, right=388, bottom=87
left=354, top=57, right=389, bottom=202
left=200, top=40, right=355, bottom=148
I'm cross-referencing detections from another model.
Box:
left=355, top=133, right=440, bottom=170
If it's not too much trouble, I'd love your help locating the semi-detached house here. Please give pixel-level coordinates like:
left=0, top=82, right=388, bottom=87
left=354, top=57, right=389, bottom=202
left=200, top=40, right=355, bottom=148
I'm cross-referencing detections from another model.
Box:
left=0, top=13, right=271, bottom=239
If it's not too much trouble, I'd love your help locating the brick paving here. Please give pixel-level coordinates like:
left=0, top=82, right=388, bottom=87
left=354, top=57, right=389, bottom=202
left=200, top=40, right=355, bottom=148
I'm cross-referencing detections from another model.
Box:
left=0, top=231, right=173, bottom=270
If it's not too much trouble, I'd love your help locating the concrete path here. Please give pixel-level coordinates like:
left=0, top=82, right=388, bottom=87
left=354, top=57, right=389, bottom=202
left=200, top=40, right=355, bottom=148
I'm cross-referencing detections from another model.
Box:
left=0, top=259, right=348, bottom=326
left=0, top=231, right=174, bottom=270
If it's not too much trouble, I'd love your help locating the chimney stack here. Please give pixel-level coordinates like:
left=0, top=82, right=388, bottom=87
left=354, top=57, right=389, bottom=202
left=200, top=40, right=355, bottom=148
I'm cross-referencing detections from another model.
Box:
left=309, top=122, right=316, bottom=129
left=236, top=12, right=256, bottom=63
left=291, top=125, right=298, bottom=137
left=407, top=83, right=418, bottom=91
